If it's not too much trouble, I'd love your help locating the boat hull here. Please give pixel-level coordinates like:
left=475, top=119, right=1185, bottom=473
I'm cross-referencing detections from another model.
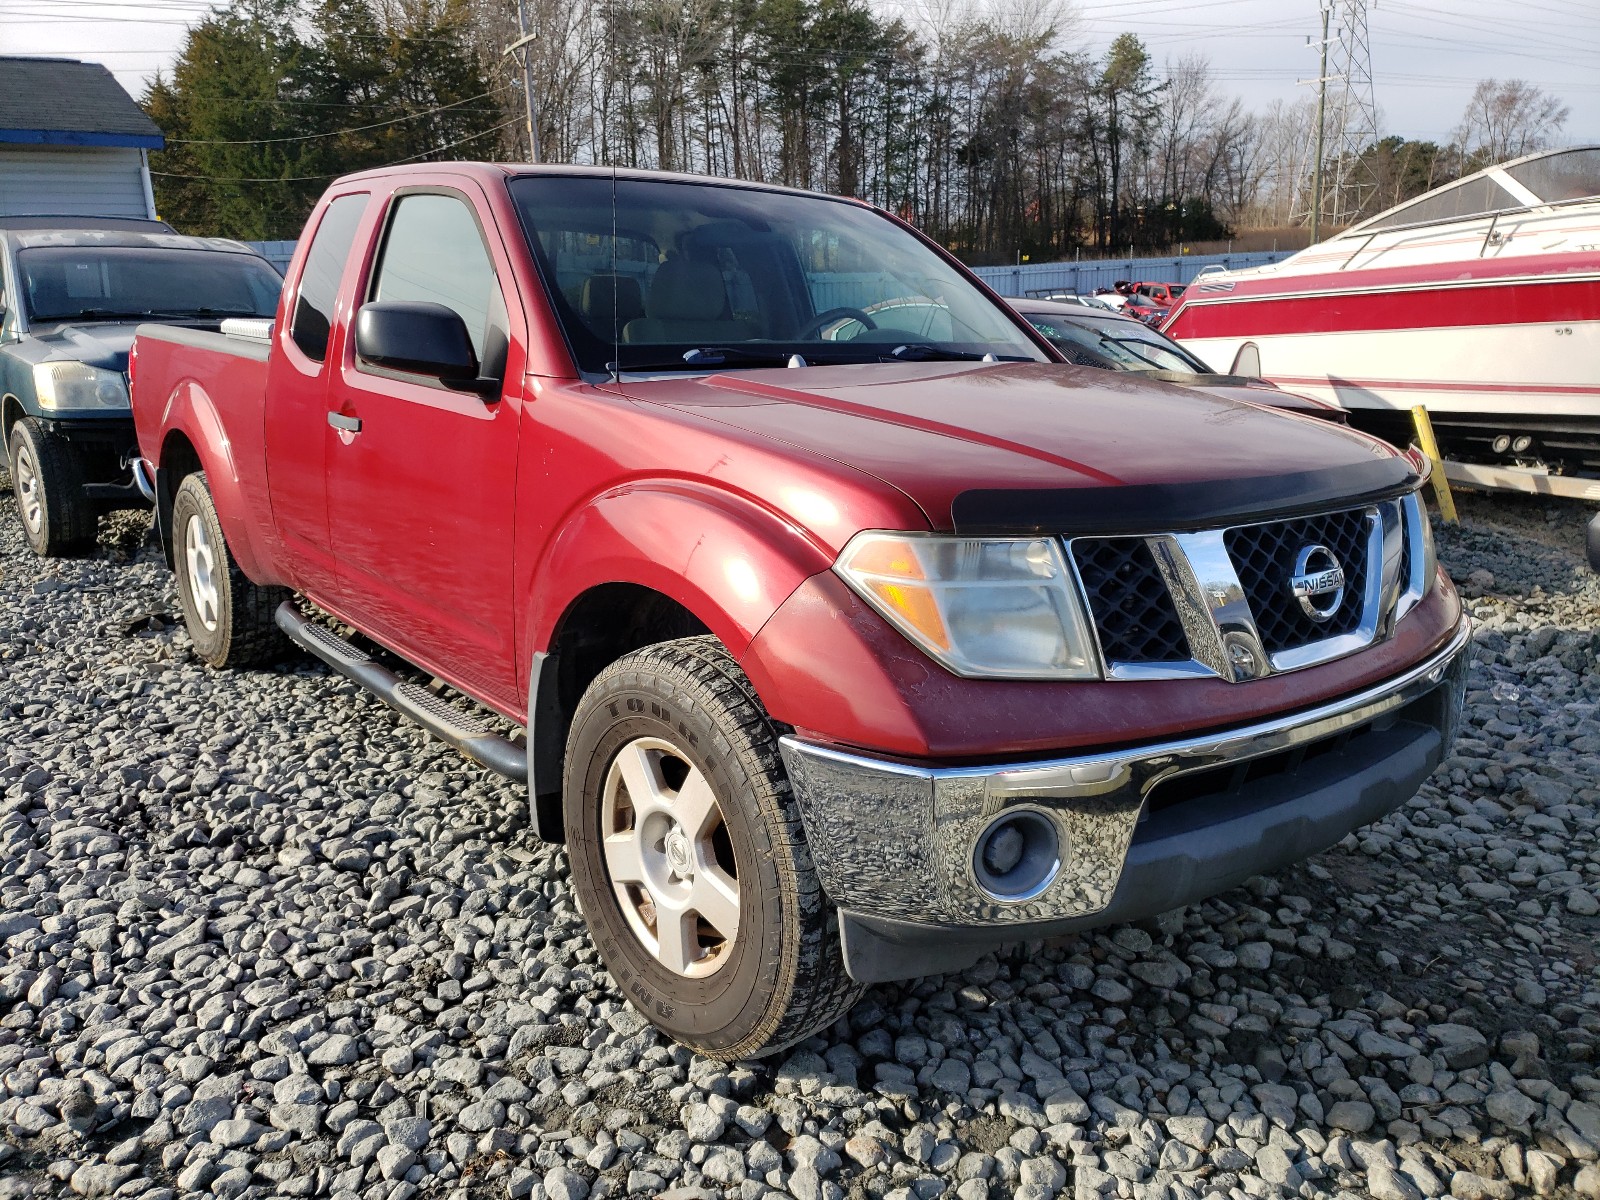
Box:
left=1164, top=251, right=1600, bottom=477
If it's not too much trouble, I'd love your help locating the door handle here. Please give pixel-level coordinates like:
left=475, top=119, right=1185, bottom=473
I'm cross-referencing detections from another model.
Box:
left=327, top=412, right=362, bottom=434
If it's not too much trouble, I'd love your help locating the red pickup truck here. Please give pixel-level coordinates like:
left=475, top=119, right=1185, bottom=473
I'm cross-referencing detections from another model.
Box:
left=130, top=164, right=1467, bottom=1059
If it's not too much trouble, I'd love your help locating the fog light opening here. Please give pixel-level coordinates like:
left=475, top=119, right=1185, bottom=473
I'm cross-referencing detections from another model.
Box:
left=972, top=810, right=1061, bottom=903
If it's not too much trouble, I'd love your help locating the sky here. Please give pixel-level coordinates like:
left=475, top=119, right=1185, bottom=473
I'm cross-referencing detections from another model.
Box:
left=2, top=0, right=1596, bottom=146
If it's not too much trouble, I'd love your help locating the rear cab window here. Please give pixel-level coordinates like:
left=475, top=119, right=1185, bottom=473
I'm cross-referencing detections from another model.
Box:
left=291, top=193, right=370, bottom=362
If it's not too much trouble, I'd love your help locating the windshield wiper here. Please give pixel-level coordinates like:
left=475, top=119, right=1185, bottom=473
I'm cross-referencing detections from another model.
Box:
left=1097, top=334, right=1177, bottom=372
left=35, top=308, right=156, bottom=322
left=882, top=344, right=1002, bottom=362
left=607, top=346, right=802, bottom=373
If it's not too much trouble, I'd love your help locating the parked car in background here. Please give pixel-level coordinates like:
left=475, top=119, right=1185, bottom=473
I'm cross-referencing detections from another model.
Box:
left=1021, top=290, right=1117, bottom=310
left=1133, top=280, right=1186, bottom=307
left=1009, top=298, right=1347, bottom=421
left=1121, top=294, right=1170, bottom=327
left=131, top=162, right=1464, bottom=1059
left=1, top=223, right=282, bottom=556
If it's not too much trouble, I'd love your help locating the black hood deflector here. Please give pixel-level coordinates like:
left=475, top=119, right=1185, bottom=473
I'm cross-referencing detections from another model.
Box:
left=952, top=456, right=1420, bottom=537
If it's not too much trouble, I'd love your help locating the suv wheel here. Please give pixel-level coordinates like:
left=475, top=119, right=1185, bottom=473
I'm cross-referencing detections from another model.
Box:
left=564, top=636, right=861, bottom=1059
left=171, top=472, right=289, bottom=668
left=7, top=417, right=96, bottom=557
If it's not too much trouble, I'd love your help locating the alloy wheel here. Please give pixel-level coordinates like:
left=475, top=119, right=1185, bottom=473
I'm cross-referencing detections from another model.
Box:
left=183, top=513, right=222, bottom=632
left=600, top=736, right=740, bottom=978
left=13, top=441, right=41, bottom=536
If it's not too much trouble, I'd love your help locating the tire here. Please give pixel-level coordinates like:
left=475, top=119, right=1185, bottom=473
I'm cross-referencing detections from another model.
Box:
left=563, top=636, right=861, bottom=1059
left=171, top=472, right=290, bottom=668
left=1588, top=511, right=1600, bottom=574
left=7, top=417, right=97, bottom=557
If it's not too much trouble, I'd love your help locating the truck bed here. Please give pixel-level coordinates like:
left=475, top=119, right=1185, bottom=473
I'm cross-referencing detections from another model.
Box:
left=130, top=322, right=278, bottom=582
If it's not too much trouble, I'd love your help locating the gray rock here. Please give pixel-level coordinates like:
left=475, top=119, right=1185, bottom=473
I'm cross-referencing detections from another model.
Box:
left=386, top=1115, right=432, bottom=1151
left=1327, top=1101, right=1376, bottom=1134
left=307, top=1034, right=360, bottom=1066
left=1450, top=1171, right=1513, bottom=1200
left=1368, top=1165, right=1424, bottom=1200
left=1486, top=1088, right=1541, bottom=1130
left=68, top=1165, right=137, bottom=1197
left=1236, top=942, right=1274, bottom=970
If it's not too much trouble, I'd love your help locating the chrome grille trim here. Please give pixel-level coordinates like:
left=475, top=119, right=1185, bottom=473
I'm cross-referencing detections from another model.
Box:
left=1066, top=493, right=1424, bottom=683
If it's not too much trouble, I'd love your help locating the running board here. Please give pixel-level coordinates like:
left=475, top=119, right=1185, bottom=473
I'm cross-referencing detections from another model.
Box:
left=274, top=602, right=528, bottom=783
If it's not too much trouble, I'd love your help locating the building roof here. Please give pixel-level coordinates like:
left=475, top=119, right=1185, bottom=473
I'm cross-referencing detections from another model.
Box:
left=0, top=57, right=164, bottom=150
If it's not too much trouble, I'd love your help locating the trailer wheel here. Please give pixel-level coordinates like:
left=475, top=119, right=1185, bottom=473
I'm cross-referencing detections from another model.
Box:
left=171, top=472, right=289, bottom=668
left=563, top=635, right=861, bottom=1059
left=7, top=417, right=96, bottom=557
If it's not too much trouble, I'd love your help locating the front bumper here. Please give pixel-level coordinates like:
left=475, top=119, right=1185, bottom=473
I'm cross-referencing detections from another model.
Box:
left=779, top=619, right=1470, bottom=983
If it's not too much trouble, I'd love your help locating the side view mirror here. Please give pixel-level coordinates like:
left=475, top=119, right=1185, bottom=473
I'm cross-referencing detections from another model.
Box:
left=354, top=301, right=496, bottom=395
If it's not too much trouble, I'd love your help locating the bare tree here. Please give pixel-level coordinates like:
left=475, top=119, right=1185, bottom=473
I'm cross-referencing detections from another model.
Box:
left=1454, top=78, right=1569, bottom=167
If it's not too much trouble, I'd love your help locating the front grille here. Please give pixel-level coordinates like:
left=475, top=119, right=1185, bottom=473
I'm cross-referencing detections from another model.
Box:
left=1224, top=507, right=1371, bottom=655
left=1072, top=537, right=1190, bottom=664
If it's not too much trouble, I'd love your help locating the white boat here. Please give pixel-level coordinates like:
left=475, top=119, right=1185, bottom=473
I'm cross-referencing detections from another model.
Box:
left=1162, top=146, right=1600, bottom=507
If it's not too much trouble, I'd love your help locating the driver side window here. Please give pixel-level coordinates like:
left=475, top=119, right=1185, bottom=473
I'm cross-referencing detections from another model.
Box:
left=371, top=193, right=502, bottom=362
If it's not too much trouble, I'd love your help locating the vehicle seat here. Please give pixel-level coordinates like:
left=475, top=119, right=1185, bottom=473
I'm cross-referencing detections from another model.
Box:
left=622, top=257, right=759, bottom=345
left=27, top=273, right=69, bottom=317
left=580, top=273, right=645, bottom=343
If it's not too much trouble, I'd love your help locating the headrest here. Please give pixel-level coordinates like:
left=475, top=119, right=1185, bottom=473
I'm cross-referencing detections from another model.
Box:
left=581, top=273, right=644, bottom=321
left=645, top=258, right=726, bottom=322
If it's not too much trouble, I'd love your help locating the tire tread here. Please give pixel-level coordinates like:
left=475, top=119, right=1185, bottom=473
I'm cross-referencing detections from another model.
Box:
left=172, top=472, right=290, bottom=668
left=9, top=417, right=97, bottom=557
left=576, top=635, right=862, bottom=1058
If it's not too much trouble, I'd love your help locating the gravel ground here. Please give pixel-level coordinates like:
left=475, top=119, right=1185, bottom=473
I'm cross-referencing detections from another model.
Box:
left=0, top=483, right=1597, bottom=1200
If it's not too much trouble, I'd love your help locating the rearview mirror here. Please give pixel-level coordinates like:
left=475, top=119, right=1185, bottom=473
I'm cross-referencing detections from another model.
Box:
left=355, top=301, right=493, bottom=392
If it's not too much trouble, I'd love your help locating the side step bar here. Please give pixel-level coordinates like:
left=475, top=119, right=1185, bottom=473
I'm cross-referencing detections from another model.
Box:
left=275, top=602, right=528, bottom=783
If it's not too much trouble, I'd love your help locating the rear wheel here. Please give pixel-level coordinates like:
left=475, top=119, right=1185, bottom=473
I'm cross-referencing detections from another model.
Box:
left=171, top=472, right=289, bottom=668
left=7, top=417, right=97, bottom=557
left=563, top=636, right=860, bottom=1059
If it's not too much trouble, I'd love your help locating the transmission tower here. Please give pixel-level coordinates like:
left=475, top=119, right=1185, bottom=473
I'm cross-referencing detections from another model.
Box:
left=1324, top=0, right=1380, bottom=224
left=1296, top=0, right=1380, bottom=236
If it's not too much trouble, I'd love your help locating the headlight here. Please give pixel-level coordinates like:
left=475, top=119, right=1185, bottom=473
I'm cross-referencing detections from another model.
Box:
left=835, top=532, right=1100, bottom=679
left=1414, top=491, right=1437, bottom=591
left=33, top=362, right=129, bottom=412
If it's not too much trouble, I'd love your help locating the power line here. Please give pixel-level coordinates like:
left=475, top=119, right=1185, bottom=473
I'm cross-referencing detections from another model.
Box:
left=164, top=86, right=511, bottom=145
left=149, top=117, right=520, bottom=182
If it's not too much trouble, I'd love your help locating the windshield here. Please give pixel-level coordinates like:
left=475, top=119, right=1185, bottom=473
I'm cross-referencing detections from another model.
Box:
left=18, top=246, right=283, bottom=322
left=507, top=175, right=1047, bottom=374
left=1022, top=314, right=1210, bottom=374
left=1504, top=146, right=1600, bottom=204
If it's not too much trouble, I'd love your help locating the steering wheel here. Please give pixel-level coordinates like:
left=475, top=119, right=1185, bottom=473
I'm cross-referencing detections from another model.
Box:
left=797, top=306, right=878, bottom=341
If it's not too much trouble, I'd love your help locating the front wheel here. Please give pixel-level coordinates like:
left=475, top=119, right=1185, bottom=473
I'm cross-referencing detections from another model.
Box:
left=7, top=417, right=97, bottom=557
left=171, top=472, right=290, bottom=668
left=563, top=636, right=861, bottom=1059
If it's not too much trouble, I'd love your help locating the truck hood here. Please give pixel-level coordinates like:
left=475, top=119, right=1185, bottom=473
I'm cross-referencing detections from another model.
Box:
left=625, top=361, right=1412, bottom=533
left=9, top=321, right=139, bottom=372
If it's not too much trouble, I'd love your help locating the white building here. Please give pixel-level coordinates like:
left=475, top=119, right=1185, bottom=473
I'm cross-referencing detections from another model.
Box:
left=0, top=57, right=163, bottom=220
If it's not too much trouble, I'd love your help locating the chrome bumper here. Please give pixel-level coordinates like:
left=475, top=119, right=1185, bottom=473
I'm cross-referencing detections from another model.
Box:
left=130, top=456, right=157, bottom=504
left=779, top=620, right=1469, bottom=941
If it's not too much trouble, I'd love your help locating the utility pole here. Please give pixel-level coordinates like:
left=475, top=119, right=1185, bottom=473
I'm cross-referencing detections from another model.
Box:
left=514, top=0, right=540, bottom=163
left=1311, top=3, right=1330, bottom=244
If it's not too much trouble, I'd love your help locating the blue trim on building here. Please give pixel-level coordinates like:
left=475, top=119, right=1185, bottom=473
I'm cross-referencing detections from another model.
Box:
left=0, top=128, right=164, bottom=150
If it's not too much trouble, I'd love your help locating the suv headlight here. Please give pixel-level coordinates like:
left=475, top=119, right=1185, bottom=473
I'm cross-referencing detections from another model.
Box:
left=33, top=362, right=129, bottom=412
left=835, top=532, right=1100, bottom=679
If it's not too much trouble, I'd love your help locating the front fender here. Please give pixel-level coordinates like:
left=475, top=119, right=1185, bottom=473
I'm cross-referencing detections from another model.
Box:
left=526, top=480, right=837, bottom=667
left=158, top=379, right=273, bottom=584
